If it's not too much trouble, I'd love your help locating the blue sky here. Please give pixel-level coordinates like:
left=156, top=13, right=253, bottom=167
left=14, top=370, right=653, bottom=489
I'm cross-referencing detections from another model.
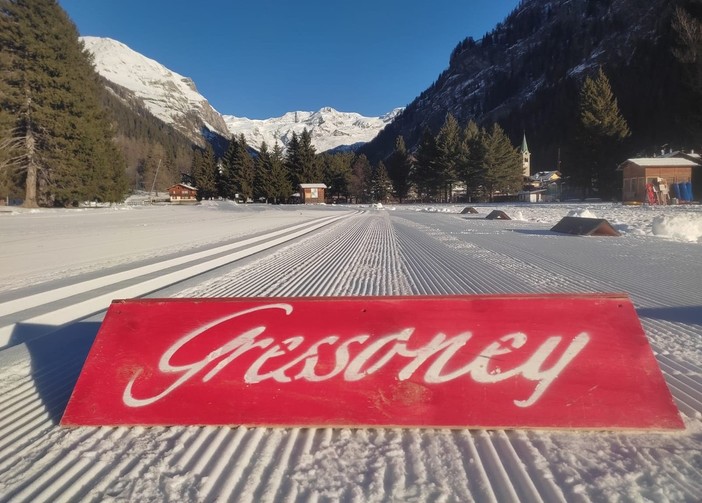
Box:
left=59, top=0, right=520, bottom=119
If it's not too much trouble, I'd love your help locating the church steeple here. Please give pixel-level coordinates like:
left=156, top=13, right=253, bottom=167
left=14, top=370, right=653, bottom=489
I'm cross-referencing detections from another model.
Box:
left=521, top=133, right=531, bottom=177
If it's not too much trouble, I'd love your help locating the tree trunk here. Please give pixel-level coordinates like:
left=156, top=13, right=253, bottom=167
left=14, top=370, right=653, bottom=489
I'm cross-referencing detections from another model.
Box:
left=23, top=129, right=38, bottom=208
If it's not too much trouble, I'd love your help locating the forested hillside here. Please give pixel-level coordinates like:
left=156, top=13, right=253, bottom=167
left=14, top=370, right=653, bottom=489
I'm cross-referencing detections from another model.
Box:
left=100, top=80, right=198, bottom=194
left=362, top=0, right=699, bottom=182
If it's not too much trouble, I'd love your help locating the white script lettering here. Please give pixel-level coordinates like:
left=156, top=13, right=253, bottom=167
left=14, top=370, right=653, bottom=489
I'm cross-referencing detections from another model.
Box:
left=122, top=303, right=590, bottom=408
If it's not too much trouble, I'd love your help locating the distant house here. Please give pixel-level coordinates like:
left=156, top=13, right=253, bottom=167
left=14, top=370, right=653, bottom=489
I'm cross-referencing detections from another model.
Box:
left=530, top=171, right=561, bottom=185
left=520, top=171, right=562, bottom=202
left=168, top=183, right=198, bottom=203
left=617, top=158, right=699, bottom=203
left=298, top=183, right=327, bottom=204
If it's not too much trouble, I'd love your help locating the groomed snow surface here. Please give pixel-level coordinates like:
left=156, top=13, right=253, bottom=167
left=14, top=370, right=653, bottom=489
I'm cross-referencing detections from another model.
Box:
left=1, top=201, right=701, bottom=502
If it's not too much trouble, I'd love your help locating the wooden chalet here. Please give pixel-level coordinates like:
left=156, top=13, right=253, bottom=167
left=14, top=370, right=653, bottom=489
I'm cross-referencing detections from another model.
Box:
left=617, top=158, right=699, bottom=203
left=168, top=183, right=198, bottom=203
left=298, top=183, right=327, bottom=204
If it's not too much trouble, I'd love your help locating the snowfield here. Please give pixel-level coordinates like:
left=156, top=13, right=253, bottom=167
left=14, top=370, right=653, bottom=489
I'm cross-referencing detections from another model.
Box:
left=0, top=201, right=701, bottom=502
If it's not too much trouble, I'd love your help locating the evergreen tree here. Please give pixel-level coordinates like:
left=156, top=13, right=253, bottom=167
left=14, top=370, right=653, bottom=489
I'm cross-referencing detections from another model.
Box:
left=385, top=135, right=413, bottom=203
left=413, top=127, right=439, bottom=201
left=254, top=141, right=274, bottom=202
left=373, top=161, right=391, bottom=203
left=0, top=0, right=128, bottom=206
left=573, top=67, right=631, bottom=198
left=458, top=121, right=484, bottom=200
left=285, top=129, right=320, bottom=190
left=219, top=136, right=239, bottom=199
left=285, top=131, right=301, bottom=188
left=673, top=4, right=702, bottom=129
left=228, top=134, right=255, bottom=201
left=435, top=113, right=462, bottom=202
left=298, top=128, right=321, bottom=183
left=479, top=124, right=522, bottom=202
left=269, top=142, right=292, bottom=203
left=349, top=154, right=372, bottom=203
left=191, top=144, right=217, bottom=200
left=320, top=151, right=353, bottom=202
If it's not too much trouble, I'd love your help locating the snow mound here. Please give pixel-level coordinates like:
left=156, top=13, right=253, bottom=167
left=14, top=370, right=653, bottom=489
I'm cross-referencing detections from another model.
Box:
left=652, top=213, right=702, bottom=243
left=566, top=208, right=598, bottom=219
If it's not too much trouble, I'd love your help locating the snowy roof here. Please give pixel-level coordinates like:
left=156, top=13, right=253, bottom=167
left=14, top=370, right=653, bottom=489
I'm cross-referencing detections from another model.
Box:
left=620, top=158, right=700, bottom=168
left=299, top=183, right=327, bottom=189
left=660, top=150, right=701, bottom=159
left=529, top=171, right=560, bottom=181
left=169, top=183, right=197, bottom=190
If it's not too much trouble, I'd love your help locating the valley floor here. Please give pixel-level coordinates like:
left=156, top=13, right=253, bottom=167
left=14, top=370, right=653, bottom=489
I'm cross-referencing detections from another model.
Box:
left=0, top=202, right=700, bottom=502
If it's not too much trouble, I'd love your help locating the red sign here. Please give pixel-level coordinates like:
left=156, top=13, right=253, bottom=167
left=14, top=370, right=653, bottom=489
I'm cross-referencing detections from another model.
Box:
left=61, top=295, right=684, bottom=430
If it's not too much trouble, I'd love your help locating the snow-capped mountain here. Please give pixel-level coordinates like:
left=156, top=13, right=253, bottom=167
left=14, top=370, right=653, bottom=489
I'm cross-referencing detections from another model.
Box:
left=81, top=36, right=230, bottom=143
left=224, top=107, right=403, bottom=152
left=82, top=36, right=400, bottom=153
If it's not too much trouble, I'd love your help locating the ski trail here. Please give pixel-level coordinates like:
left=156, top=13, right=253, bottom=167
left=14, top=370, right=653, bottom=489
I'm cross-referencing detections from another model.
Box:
left=0, top=209, right=700, bottom=503
left=177, top=211, right=413, bottom=298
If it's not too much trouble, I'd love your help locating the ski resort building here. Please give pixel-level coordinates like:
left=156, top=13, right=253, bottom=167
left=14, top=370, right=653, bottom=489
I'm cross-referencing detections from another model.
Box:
left=617, top=158, right=699, bottom=204
left=168, top=183, right=198, bottom=203
left=298, top=183, right=327, bottom=204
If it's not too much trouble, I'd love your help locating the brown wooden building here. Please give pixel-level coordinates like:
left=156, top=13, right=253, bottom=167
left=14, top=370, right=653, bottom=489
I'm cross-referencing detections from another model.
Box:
left=298, top=183, right=327, bottom=204
left=168, top=183, right=198, bottom=203
left=617, top=158, right=699, bottom=203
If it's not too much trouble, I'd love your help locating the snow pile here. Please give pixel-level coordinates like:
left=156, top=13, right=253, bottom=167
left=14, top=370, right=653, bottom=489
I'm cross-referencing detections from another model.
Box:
left=566, top=208, right=598, bottom=218
left=652, top=213, right=702, bottom=243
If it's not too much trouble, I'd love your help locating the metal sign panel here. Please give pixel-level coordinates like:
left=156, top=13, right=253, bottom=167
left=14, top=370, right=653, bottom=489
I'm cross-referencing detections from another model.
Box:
left=61, top=294, right=684, bottom=430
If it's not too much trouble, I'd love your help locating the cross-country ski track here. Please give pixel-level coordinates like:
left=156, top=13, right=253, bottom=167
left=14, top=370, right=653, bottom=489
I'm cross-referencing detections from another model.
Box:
left=0, top=204, right=700, bottom=502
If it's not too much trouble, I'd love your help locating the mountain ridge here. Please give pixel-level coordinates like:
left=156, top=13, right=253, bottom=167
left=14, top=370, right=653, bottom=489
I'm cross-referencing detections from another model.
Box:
left=81, top=36, right=400, bottom=153
left=360, top=0, right=690, bottom=170
left=82, top=36, right=230, bottom=145
left=223, top=106, right=403, bottom=152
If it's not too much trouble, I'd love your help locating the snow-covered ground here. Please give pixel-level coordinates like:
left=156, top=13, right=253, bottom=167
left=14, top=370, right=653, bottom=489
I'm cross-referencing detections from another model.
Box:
left=1, top=201, right=701, bottom=502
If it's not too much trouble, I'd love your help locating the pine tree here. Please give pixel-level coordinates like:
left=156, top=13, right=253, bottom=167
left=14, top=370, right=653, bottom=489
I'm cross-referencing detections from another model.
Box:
left=220, top=136, right=239, bottom=199
left=269, top=142, right=291, bottom=203
left=574, top=67, right=631, bottom=198
left=385, top=136, right=413, bottom=203
left=320, top=152, right=353, bottom=203
left=285, top=131, right=301, bottom=188
left=435, top=113, right=462, bottom=202
left=413, top=127, right=439, bottom=201
left=349, top=154, right=372, bottom=203
left=673, top=4, right=702, bottom=132
left=479, top=124, right=522, bottom=202
left=191, top=144, right=217, bottom=200
left=228, top=134, right=255, bottom=201
left=0, top=0, right=128, bottom=206
left=373, top=161, right=391, bottom=203
left=457, top=121, right=483, bottom=200
left=254, top=141, right=274, bottom=202
left=298, top=128, right=320, bottom=183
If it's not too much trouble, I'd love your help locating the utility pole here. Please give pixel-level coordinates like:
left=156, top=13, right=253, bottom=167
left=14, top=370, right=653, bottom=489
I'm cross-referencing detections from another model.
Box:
left=149, top=159, right=162, bottom=202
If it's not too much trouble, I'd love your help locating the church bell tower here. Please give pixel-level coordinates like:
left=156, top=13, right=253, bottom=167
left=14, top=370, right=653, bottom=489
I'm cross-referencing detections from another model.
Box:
left=521, top=134, right=531, bottom=177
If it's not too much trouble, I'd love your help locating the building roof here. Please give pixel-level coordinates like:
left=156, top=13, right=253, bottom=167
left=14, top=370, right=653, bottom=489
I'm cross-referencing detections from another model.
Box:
left=168, top=183, right=197, bottom=191
left=299, top=183, right=327, bottom=189
left=530, top=171, right=560, bottom=182
left=619, top=158, right=700, bottom=168
left=660, top=150, right=701, bottom=159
